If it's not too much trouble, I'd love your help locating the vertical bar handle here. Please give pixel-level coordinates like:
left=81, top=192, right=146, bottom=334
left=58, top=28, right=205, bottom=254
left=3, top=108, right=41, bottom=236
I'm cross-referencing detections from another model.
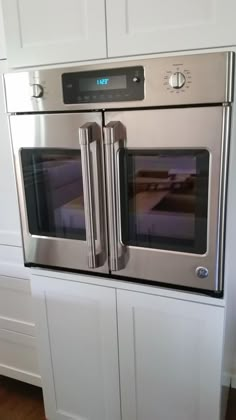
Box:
left=104, top=121, right=125, bottom=271
left=79, top=123, right=101, bottom=268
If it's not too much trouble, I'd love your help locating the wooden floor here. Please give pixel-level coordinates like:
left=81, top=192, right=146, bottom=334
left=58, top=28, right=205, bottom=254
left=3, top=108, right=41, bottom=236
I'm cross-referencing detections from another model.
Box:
left=0, top=376, right=45, bottom=420
left=227, top=387, right=236, bottom=420
left=0, top=375, right=236, bottom=419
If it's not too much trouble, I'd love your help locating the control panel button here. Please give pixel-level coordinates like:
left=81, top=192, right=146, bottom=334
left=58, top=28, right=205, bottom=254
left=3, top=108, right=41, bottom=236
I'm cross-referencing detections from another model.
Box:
left=169, top=72, right=186, bottom=89
left=30, top=84, right=44, bottom=98
left=196, top=267, right=209, bottom=279
left=132, top=76, right=140, bottom=83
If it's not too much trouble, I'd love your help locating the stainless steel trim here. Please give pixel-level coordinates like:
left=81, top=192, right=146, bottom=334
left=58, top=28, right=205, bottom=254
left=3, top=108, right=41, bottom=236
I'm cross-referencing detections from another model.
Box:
left=79, top=123, right=97, bottom=267
left=116, top=149, right=125, bottom=247
left=226, top=52, right=234, bottom=103
left=104, top=122, right=126, bottom=271
left=79, top=122, right=104, bottom=268
left=217, top=105, right=231, bottom=292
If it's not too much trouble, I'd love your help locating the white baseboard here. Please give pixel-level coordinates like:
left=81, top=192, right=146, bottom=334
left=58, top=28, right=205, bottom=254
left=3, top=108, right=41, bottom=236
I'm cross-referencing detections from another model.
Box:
left=231, top=374, right=236, bottom=388
left=222, top=372, right=231, bottom=388
left=0, top=364, right=41, bottom=387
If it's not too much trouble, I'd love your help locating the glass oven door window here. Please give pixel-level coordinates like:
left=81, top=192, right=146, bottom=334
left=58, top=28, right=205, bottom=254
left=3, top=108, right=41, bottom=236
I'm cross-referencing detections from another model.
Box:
left=120, top=149, right=209, bottom=254
left=21, top=148, right=86, bottom=240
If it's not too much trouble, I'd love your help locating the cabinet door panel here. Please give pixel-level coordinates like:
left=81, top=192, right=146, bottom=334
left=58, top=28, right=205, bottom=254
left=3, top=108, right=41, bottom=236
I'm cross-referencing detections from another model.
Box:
left=2, top=0, right=107, bottom=67
left=106, top=0, right=236, bottom=57
left=117, top=290, right=224, bottom=420
left=31, top=276, right=121, bottom=420
left=0, top=329, right=41, bottom=386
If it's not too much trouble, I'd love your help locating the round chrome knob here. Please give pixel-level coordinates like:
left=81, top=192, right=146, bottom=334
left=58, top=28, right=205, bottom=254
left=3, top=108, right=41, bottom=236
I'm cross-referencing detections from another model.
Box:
left=132, top=76, right=140, bottom=83
left=30, top=83, right=44, bottom=98
left=169, top=72, right=186, bottom=89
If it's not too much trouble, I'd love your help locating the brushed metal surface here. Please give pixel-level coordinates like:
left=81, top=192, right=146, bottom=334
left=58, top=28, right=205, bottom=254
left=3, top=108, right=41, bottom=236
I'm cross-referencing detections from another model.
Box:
left=5, top=51, right=233, bottom=291
left=10, top=112, right=109, bottom=274
left=79, top=123, right=106, bottom=268
left=4, top=52, right=234, bottom=113
left=104, top=122, right=126, bottom=271
left=105, top=106, right=230, bottom=291
left=216, top=105, right=231, bottom=292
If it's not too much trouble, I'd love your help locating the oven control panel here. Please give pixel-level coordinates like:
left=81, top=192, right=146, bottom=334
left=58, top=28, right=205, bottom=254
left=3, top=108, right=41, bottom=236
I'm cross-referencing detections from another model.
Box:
left=62, top=66, right=144, bottom=104
left=3, top=52, right=233, bottom=112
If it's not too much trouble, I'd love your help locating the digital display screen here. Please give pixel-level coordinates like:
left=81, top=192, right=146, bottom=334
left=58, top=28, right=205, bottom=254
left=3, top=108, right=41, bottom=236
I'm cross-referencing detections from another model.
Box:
left=79, top=75, right=127, bottom=91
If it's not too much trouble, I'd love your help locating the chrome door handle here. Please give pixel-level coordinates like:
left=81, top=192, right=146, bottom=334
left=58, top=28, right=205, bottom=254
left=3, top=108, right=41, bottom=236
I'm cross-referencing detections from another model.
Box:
left=79, top=123, right=105, bottom=268
left=104, top=121, right=126, bottom=271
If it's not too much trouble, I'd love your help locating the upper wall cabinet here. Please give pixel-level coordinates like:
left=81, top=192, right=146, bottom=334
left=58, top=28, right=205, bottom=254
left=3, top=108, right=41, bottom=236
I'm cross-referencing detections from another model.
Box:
left=0, top=1, right=6, bottom=59
left=3, top=0, right=236, bottom=68
left=106, top=0, right=236, bottom=57
left=2, top=0, right=107, bottom=67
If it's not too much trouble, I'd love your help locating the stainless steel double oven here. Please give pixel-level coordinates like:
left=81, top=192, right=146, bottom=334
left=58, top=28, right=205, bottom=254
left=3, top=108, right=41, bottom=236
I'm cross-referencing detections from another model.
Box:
left=4, top=52, right=234, bottom=294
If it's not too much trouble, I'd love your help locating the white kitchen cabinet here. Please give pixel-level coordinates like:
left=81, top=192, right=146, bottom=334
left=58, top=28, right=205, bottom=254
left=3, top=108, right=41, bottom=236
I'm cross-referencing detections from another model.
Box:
left=0, top=329, right=40, bottom=386
left=2, top=0, right=107, bottom=68
left=0, top=0, right=6, bottom=59
left=106, top=0, right=236, bottom=57
left=0, top=61, right=40, bottom=386
left=0, top=274, right=41, bottom=386
left=31, top=271, right=226, bottom=420
left=31, top=276, right=121, bottom=420
left=3, top=1, right=236, bottom=69
left=117, top=290, right=224, bottom=420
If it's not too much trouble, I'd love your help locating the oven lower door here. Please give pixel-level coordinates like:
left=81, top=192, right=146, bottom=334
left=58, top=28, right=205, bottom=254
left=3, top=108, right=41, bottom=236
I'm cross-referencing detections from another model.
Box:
left=104, top=106, right=230, bottom=292
left=10, top=112, right=108, bottom=274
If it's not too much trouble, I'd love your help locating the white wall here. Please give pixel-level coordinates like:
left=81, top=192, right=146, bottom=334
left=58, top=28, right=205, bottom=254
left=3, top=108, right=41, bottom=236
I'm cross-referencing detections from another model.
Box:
left=0, top=59, right=21, bottom=247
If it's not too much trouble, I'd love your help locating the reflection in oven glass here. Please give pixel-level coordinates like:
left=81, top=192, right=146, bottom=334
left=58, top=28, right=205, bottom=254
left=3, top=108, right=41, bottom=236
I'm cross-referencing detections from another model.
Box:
left=128, top=155, right=197, bottom=247
left=22, top=149, right=86, bottom=240
left=41, top=157, right=85, bottom=237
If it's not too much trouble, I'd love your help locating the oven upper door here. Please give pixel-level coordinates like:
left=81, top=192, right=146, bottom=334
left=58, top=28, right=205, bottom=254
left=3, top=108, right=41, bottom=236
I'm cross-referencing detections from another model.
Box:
left=10, top=112, right=108, bottom=273
left=104, top=106, right=229, bottom=291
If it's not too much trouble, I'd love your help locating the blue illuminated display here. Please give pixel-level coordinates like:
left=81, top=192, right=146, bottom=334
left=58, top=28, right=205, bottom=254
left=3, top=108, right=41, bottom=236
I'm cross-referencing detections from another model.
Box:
left=97, top=78, right=110, bottom=85
left=79, top=75, right=127, bottom=91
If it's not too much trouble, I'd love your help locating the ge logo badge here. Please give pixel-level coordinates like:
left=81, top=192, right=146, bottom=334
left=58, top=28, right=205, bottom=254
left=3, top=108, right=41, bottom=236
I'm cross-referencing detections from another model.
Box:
left=196, top=267, right=209, bottom=279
